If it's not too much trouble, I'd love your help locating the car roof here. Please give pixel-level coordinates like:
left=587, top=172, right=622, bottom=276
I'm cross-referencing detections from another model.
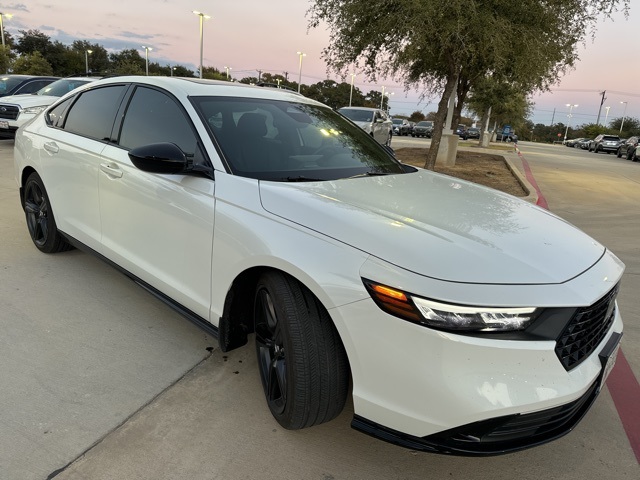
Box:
left=338, top=106, right=379, bottom=111
left=90, top=76, right=325, bottom=106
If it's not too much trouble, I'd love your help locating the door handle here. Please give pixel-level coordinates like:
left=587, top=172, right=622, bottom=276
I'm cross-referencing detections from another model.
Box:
left=100, top=163, right=123, bottom=178
left=43, top=142, right=59, bottom=154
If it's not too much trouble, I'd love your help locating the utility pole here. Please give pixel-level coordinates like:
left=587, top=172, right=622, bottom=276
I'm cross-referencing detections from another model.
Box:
left=596, top=90, right=606, bottom=125
left=550, top=108, right=556, bottom=126
left=283, top=71, right=289, bottom=81
left=257, top=69, right=262, bottom=82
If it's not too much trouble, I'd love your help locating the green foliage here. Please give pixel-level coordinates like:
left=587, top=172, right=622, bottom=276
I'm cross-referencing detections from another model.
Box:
left=408, top=110, right=426, bottom=122
left=15, top=29, right=52, bottom=56
left=0, top=45, right=11, bottom=73
left=112, top=59, right=144, bottom=75
left=304, top=79, right=366, bottom=109
left=12, top=51, right=53, bottom=75
left=608, top=117, right=640, bottom=137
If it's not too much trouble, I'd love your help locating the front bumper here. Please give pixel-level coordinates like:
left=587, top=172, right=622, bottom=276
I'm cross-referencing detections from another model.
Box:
left=329, top=251, right=624, bottom=455
left=351, top=331, right=622, bottom=455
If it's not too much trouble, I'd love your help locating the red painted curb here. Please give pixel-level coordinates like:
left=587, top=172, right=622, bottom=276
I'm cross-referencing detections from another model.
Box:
left=606, top=350, right=640, bottom=463
left=515, top=147, right=549, bottom=209
left=516, top=147, right=639, bottom=464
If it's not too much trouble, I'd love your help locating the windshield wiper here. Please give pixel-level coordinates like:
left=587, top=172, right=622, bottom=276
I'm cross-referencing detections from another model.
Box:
left=346, top=171, right=391, bottom=179
left=280, top=176, right=325, bottom=182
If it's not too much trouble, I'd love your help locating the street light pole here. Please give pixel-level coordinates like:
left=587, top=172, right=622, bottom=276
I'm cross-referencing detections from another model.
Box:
left=296, top=51, right=306, bottom=93
left=349, top=72, right=355, bottom=107
left=224, top=66, right=231, bottom=80
left=0, top=12, right=12, bottom=49
left=193, top=11, right=211, bottom=79
left=604, top=106, right=611, bottom=126
left=563, top=104, right=578, bottom=143
left=85, top=49, right=92, bottom=73
left=141, top=46, right=152, bottom=76
left=620, top=101, right=628, bottom=134
left=380, top=86, right=386, bottom=109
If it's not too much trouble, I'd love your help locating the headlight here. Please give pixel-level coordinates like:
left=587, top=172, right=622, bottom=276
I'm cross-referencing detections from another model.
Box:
left=22, top=106, right=47, bottom=115
left=363, top=279, right=540, bottom=332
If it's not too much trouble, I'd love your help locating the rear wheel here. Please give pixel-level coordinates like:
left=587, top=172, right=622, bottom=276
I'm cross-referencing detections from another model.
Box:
left=617, top=148, right=622, bottom=158
left=254, top=271, right=349, bottom=430
left=23, top=172, right=72, bottom=253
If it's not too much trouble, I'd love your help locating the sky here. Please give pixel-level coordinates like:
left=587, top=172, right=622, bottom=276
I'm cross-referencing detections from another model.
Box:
left=2, top=0, right=639, bottom=127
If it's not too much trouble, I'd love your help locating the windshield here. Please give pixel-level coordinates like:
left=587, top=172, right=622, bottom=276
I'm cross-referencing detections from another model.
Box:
left=36, top=79, right=93, bottom=97
left=338, top=108, right=374, bottom=123
left=416, top=121, right=432, bottom=127
left=0, top=76, right=24, bottom=95
left=192, top=97, right=405, bottom=181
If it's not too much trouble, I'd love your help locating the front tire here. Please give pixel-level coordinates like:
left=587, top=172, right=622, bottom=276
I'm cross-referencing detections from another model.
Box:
left=23, top=172, right=72, bottom=253
left=254, top=271, right=349, bottom=430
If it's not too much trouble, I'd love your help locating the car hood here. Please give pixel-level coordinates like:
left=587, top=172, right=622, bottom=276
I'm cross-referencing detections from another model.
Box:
left=0, top=94, right=58, bottom=108
left=259, top=171, right=605, bottom=284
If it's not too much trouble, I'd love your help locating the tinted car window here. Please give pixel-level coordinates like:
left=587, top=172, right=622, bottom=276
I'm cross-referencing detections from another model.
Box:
left=37, top=79, right=93, bottom=97
left=119, top=86, right=198, bottom=155
left=192, top=97, right=404, bottom=180
left=17, top=80, right=52, bottom=95
left=46, top=98, right=74, bottom=128
left=64, top=85, right=127, bottom=141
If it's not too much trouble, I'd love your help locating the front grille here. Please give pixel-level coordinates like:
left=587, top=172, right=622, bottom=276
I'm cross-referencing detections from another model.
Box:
left=0, top=105, right=19, bottom=120
left=555, top=284, right=619, bottom=371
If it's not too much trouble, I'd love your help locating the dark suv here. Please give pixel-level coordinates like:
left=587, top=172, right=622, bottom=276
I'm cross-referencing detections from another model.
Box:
left=617, top=136, right=639, bottom=160
left=589, top=134, right=620, bottom=154
left=412, top=120, right=433, bottom=138
left=0, top=75, right=59, bottom=97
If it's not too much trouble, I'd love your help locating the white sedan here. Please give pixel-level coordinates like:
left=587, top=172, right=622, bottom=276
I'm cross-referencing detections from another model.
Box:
left=14, top=76, right=624, bottom=455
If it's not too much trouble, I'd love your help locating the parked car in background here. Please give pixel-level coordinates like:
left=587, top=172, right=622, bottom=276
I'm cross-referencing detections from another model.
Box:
left=0, top=75, right=59, bottom=98
left=462, top=127, right=481, bottom=140
left=617, top=136, right=639, bottom=160
left=454, top=124, right=467, bottom=137
left=565, top=137, right=587, bottom=147
left=392, top=118, right=411, bottom=136
left=412, top=120, right=433, bottom=138
left=631, top=146, right=640, bottom=162
left=338, top=106, right=392, bottom=146
left=14, top=76, right=624, bottom=456
left=577, top=138, right=593, bottom=149
left=588, top=134, right=621, bottom=154
left=0, top=76, right=100, bottom=139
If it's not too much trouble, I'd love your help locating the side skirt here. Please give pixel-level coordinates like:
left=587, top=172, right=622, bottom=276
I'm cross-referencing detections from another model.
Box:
left=61, top=233, right=219, bottom=340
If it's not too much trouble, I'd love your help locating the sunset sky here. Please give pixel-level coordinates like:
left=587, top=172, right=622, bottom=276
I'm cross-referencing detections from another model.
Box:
left=3, top=0, right=638, bottom=127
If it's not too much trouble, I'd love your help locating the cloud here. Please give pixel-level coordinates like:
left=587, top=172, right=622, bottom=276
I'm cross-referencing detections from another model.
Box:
left=6, top=3, right=29, bottom=12
left=119, top=31, right=154, bottom=40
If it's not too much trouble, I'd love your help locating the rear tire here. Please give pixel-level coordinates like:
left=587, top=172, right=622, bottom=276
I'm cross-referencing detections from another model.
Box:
left=23, top=172, right=73, bottom=254
left=617, top=148, right=622, bottom=158
left=254, top=271, right=349, bottom=430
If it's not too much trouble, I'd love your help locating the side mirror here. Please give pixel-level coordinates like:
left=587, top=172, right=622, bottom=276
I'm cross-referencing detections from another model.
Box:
left=128, top=143, right=189, bottom=174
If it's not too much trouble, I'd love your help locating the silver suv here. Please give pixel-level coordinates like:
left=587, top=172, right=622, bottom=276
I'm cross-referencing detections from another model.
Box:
left=588, top=134, right=621, bottom=154
left=0, top=77, right=99, bottom=139
left=338, top=106, right=393, bottom=146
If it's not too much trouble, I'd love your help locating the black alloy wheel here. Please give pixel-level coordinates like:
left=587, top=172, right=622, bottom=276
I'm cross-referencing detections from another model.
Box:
left=254, top=271, right=349, bottom=430
left=23, top=172, right=72, bottom=253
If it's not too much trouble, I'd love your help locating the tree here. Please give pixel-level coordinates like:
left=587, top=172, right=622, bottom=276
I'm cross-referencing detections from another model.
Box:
left=408, top=111, right=426, bottom=123
left=12, top=51, right=53, bottom=75
left=71, top=41, right=110, bottom=74
left=109, top=49, right=144, bottom=74
left=309, top=0, right=630, bottom=169
left=0, top=45, right=11, bottom=73
left=609, top=117, right=640, bottom=137
left=15, top=29, right=53, bottom=56
left=304, top=79, right=364, bottom=109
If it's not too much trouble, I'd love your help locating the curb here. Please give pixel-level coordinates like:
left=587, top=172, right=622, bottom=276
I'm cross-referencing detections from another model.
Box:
left=502, top=153, right=538, bottom=205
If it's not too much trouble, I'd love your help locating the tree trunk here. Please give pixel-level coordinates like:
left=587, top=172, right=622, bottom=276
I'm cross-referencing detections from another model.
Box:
left=425, top=73, right=459, bottom=170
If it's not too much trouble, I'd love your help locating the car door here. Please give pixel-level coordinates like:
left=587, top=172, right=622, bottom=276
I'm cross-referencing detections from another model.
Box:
left=35, top=84, right=128, bottom=251
left=99, top=85, right=215, bottom=319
